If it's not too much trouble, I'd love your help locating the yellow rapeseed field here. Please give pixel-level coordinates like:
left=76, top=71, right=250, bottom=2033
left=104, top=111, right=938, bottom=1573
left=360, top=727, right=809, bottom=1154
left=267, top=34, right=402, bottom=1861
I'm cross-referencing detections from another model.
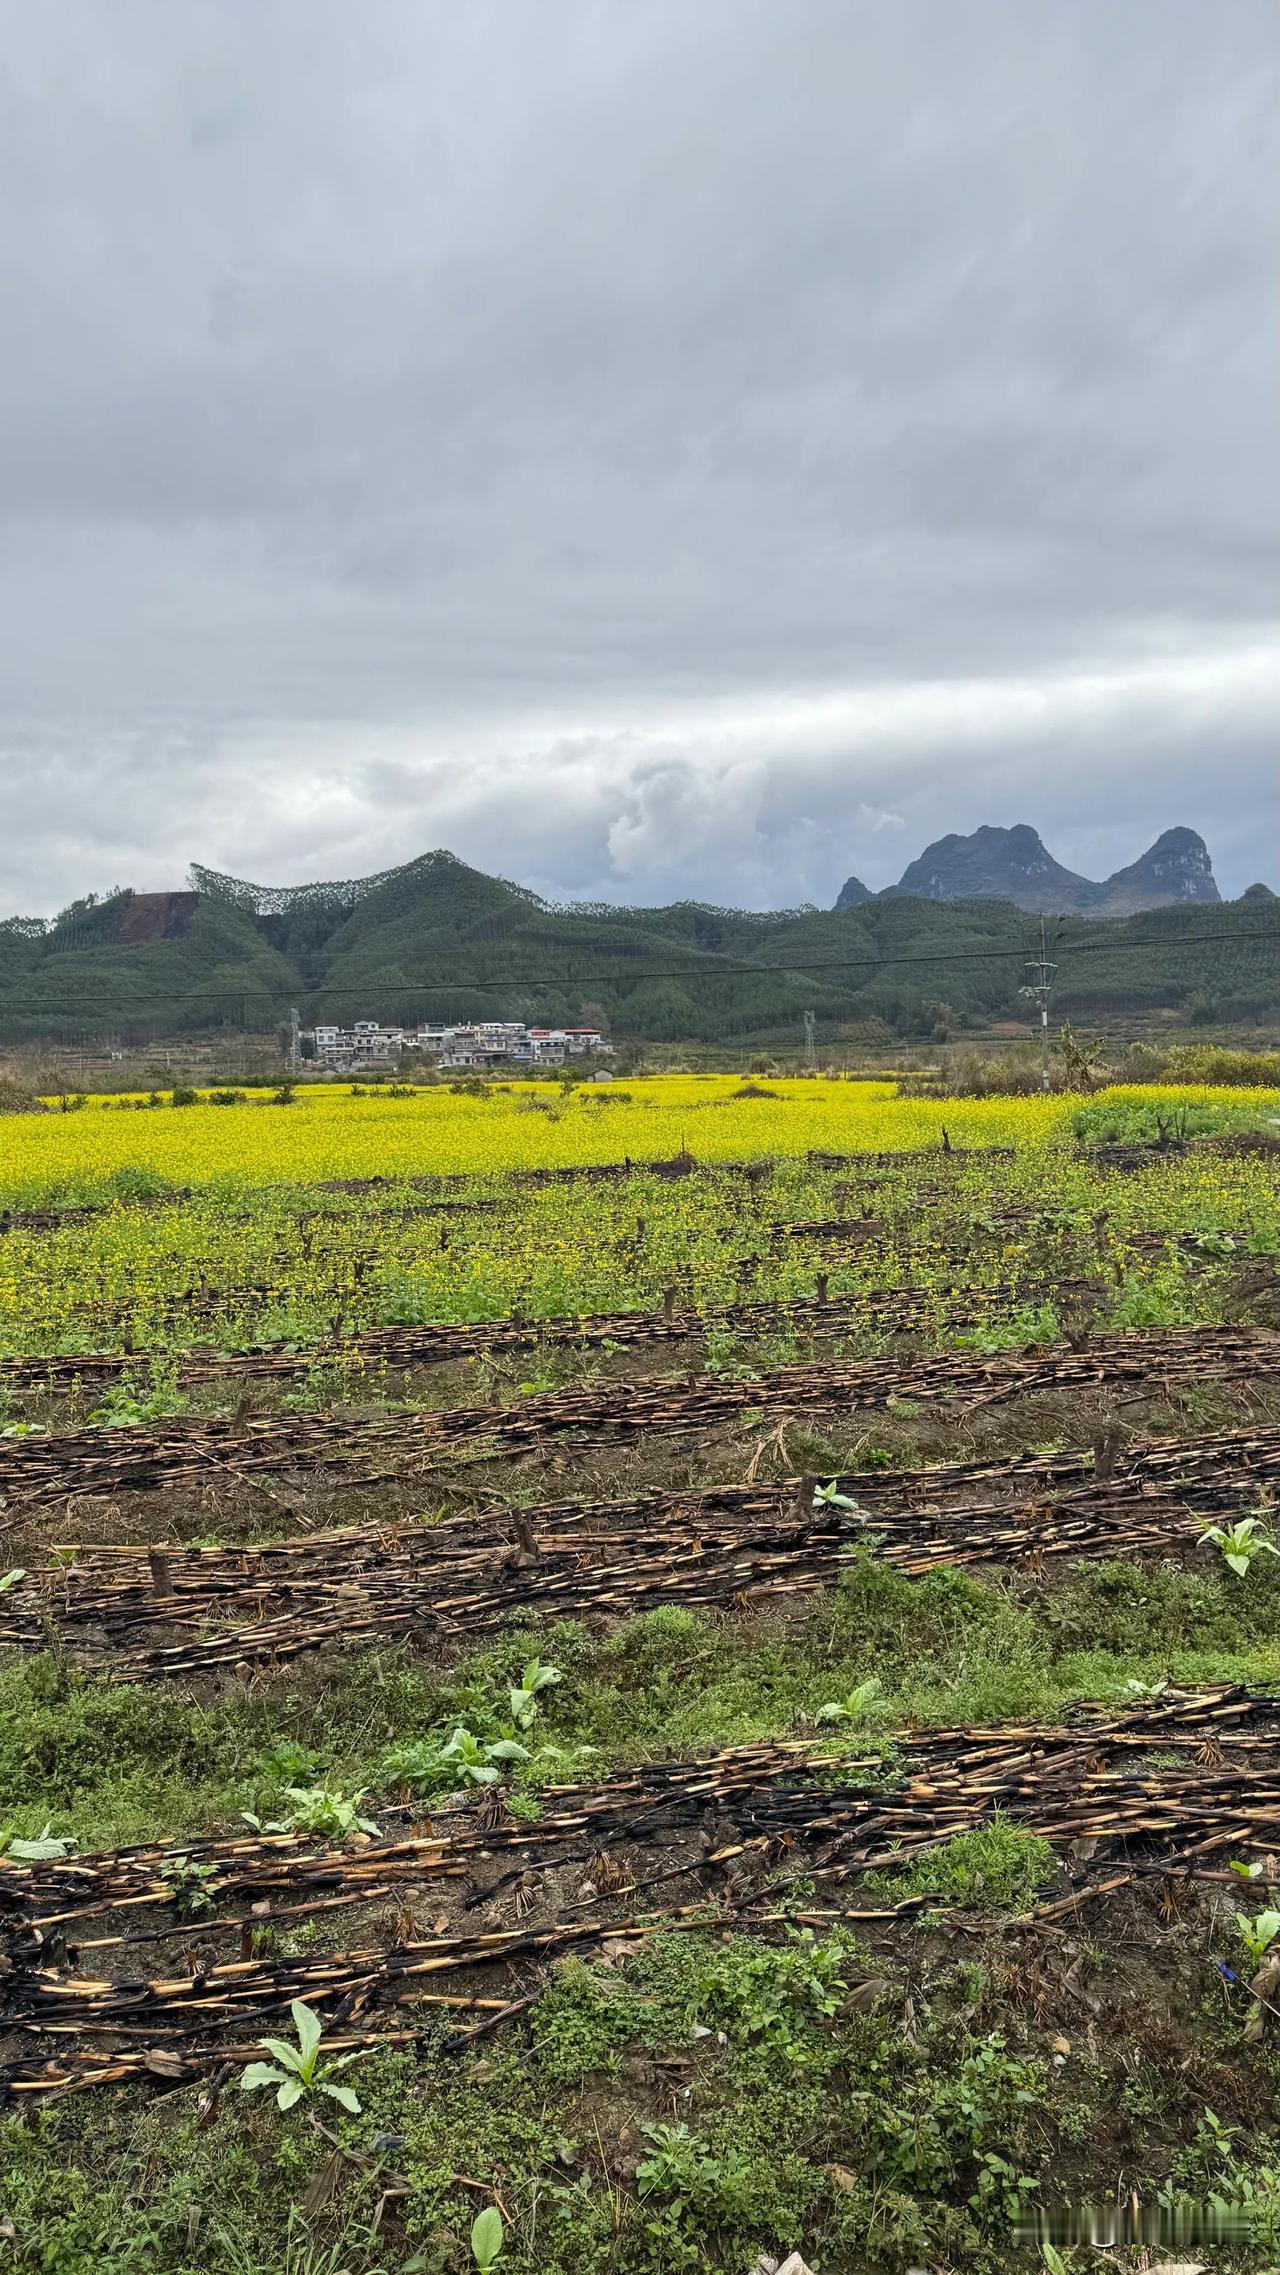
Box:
left=0, top=1120, right=1267, bottom=1356
left=2, top=1076, right=1272, bottom=1201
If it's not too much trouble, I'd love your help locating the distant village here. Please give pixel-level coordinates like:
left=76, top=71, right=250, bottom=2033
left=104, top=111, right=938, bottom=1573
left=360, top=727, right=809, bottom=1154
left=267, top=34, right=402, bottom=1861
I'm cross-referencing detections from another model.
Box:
left=299, top=1018, right=614, bottom=1073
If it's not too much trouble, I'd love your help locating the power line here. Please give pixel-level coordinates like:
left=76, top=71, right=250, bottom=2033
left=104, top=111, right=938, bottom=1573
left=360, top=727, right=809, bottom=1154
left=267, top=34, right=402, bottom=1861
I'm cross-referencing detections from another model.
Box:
left=14, top=917, right=1271, bottom=1008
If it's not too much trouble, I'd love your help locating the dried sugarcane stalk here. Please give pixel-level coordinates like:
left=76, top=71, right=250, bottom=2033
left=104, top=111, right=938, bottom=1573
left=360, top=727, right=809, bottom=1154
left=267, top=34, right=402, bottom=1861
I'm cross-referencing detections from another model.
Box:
left=0, top=1326, right=1273, bottom=1510
left=6, top=1415, right=1280, bottom=1681
left=4, top=1685, right=1278, bottom=2102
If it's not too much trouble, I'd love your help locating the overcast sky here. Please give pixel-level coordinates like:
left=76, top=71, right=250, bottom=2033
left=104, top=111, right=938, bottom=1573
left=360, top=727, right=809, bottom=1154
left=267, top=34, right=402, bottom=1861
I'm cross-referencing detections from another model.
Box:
left=2, top=0, right=1276, bottom=916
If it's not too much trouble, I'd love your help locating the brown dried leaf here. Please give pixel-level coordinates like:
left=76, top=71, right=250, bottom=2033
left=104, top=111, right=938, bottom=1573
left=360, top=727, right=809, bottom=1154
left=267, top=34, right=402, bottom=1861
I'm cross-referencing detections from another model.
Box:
left=840, top=1977, right=892, bottom=2014
left=590, top=1848, right=634, bottom=1894
left=599, top=1937, right=645, bottom=1967
left=140, top=2047, right=189, bottom=2078
left=300, top=2150, right=345, bottom=2219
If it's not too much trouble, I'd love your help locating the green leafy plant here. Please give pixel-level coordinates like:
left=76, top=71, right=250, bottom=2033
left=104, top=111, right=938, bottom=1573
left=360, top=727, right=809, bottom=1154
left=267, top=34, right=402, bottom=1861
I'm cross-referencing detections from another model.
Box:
left=970, top=2149, right=1040, bottom=2225
left=253, top=1737, right=327, bottom=1786
left=680, top=1926, right=849, bottom=2054
left=1187, top=1226, right=1236, bottom=1257
left=1156, top=2103, right=1280, bottom=2233
left=867, top=1821, right=1054, bottom=1914
left=814, top=1676, right=881, bottom=1724
left=635, top=2121, right=758, bottom=2230
left=875, top=2033, right=1042, bottom=2231
left=376, top=1736, right=457, bottom=1796
left=812, top=1478, right=862, bottom=1511
left=1107, top=1264, right=1199, bottom=1329
left=508, top=1655, right=563, bottom=1730
left=1199, top=1514, right=1280, bottom=1577
left=1028, top=1207, right=1087, bottom=1238
left=240, top=1999, right=364, bottom=2113
left=1237, top=1909, right=1280, bottom=1968
left=0, top=1568, right=26, bottom=1594
left=157, top=1854, right=220, bottom=1915
left=702, top=1326, right=755, bottom=1380
left=87, top=1366, right=190, bottom=1430
left=242, top=1786, right=379, bottom=1838
left=470, top=2205, right=504, bottom=2273
left=957, top=1301, right=1060, bottom=1354
left=0, top=1822, right=77, bottom=1861
left=442, top=1727, right=530, bottom=1785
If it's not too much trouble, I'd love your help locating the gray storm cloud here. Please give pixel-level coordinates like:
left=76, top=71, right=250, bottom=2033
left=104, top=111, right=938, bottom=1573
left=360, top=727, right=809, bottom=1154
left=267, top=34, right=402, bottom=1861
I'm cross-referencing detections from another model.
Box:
left=0, top=0, right=1275, bottom=912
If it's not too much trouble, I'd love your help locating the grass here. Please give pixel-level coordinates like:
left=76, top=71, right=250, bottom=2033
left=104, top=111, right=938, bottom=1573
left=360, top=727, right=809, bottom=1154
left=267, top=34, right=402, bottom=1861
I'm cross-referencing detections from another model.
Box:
left=862, top=1821, right=1056, bottom=1913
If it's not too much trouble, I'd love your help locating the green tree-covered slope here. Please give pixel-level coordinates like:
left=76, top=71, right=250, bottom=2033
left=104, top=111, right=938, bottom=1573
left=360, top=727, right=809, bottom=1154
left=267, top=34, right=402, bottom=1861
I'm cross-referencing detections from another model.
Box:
left=0, top=852, right=1274, bottom=1043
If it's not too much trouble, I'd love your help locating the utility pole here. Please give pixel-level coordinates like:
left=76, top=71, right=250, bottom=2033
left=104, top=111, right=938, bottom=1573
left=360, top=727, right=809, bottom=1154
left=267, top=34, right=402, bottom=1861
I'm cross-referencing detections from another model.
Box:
left=1018, top=917, right=1057, bottom=1091
left=803, top=1009, right=816, bottom=1069
left=288, top=1005, right=300, bottom=1074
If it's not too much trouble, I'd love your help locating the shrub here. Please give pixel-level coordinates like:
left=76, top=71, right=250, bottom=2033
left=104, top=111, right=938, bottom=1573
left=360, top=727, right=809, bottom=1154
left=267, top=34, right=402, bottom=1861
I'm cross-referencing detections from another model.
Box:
left=901, top=1052, right=1052, bottom=1099
left=0, top=1079, right=46, bottom=1115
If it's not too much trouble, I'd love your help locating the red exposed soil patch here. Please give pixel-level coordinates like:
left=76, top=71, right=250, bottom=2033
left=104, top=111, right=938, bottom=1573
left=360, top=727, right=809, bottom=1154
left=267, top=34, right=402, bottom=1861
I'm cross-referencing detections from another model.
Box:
left=117, top=892, right=199, bottom=945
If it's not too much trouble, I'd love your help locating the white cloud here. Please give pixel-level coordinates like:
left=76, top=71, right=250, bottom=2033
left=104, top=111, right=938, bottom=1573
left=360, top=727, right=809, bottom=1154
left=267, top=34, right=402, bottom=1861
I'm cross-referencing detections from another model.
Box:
left=0, top=0, right=1274, bottom=911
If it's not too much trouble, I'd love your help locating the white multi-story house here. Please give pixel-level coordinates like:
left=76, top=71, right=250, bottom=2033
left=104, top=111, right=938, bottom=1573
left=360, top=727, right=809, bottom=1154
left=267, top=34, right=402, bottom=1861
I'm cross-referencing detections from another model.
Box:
left=302, top=1018, right=611, bottom=1070
left=303, top=1021, right=406, bottom=1068
left=526, top=1027, right=609, bottom=1064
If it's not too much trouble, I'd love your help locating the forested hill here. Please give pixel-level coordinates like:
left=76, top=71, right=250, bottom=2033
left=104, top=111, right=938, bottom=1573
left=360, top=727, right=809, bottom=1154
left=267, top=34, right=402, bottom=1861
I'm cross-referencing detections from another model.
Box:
left=0, top=851, right=1276, bottom=1044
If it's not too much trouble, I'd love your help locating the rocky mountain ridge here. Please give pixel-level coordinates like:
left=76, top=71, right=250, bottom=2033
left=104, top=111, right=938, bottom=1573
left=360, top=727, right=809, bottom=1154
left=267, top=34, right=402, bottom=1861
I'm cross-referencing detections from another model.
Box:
left=836, top=824, right=1221, bottom=916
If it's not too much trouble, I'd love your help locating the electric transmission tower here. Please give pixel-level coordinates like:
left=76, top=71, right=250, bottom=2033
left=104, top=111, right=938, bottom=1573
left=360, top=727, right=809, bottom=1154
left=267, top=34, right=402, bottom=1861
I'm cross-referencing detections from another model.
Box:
left=1018, top=917, right=1058, bottom=1091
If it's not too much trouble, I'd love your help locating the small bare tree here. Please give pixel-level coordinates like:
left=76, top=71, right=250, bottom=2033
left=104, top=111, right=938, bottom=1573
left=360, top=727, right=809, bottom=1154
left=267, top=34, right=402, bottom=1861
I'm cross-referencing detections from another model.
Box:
left=1054, top=1022, right=1107, bottom=1091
